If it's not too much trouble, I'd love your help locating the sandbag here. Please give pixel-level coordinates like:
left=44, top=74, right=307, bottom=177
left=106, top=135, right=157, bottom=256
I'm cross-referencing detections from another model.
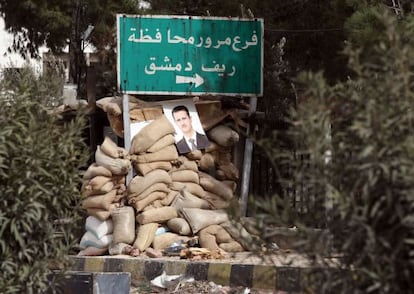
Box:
left=101, top=136, right=128, bottom=158
left=151, top=232, right=180, bottom=250
left=207, top=124, right=239, bottom=147
left=167, top=218, right=192, bottom=235
left=160, top=190, right=179, bottom=206
left=170, top=169, right=199, bottom=184
left=130, top=115, right=175, bottom=154
left=86, top=208, right=111, bottom=221
left=83, top=163, right=112, bottom=180
left=146, top=134, right=175, bottom=153
left=82, top=190, right=117, bottom=211
left=198, top=153, right=215, bottom=172
left=134, top=161, right=173, bottom=175
left=77, top=246, right=108, bottom=256
left=181, top=208, right=229, bottom=234
left=133, top=222, right=158, bottom=251
left=136, top=206, right=178, bottom=225
left=85, top=216, right=113, bottom=239
left=79, top=231, right=113, bottom=249
left=128, top=169, right=172, bottom=197
left=131, top=145, right=178, bottom=163
left=201, top=191, right=230, bottom=209
left=221, top=221, right=260, bottom=251
left=171, top=188, right=210, bottom=212
left=219, top=241, right=244, bottom=252
left=131, top=191, right=167, bottom=212
left=217, top=163, right=239, bottom=181
left=171, top=156, right=199, bottom=172
left=199, top=172, right=233, bottom=201
left=169, top=182, right=205, bottom=198
left=111, top=206, right=135, bottom=245
left=95, top=146, right=131, bottom=175
left=83, top=176, right=112, bottom=192
left=184, top=149, right=203, bottom=160
left=198, top=225, right=220, bottom=250
left=82, top=181, right=114, bottom=197
left=128, top=182, right=170, bottom=203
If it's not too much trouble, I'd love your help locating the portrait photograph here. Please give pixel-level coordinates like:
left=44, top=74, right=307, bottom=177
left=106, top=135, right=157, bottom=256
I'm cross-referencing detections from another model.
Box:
left=163, top=98, right=210, bottom=154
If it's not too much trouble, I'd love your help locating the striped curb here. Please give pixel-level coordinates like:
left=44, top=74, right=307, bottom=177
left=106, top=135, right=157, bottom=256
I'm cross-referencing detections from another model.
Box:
left=69, top=256, right=342, bottom=292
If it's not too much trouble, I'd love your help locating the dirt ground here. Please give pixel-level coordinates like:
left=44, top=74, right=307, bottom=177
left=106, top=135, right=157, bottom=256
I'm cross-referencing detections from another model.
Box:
left=130, top=279, right=278, bottom=293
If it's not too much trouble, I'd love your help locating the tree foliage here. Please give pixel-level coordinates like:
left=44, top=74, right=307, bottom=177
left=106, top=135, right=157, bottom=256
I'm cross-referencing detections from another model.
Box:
left=257, top=9, right=414, bottom=293
left=0, top=67, right=89, bottom=293
left=0, top=0, right=140, bottom=57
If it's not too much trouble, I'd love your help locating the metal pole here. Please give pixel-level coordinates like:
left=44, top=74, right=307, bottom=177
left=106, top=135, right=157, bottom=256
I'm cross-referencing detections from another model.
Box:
left=122, top=93, right=133, bottom=185
left=240, top=96, right=257, bottom=216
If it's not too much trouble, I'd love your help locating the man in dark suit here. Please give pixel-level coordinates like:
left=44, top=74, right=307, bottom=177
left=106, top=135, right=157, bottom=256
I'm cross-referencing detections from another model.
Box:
left=172, top=105, right=210, bottom=154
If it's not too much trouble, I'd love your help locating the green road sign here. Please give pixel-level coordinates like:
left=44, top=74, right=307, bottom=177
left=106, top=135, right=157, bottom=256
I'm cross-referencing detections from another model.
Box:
left=117, top=15, right=263, bottom=96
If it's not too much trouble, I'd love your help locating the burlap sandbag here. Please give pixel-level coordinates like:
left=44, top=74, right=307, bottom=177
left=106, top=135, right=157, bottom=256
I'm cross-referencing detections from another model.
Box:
left=222, top=180, right=237, bottom=193
left=160, top=190, right=179, bottom=206
left=199, top=223, right=234, bottom=251
left=136, top=206, right=178, bottom=225
left=207, top=124, right=239, bottom=147
left=181, top=208, right=229, bottom=234
left=82, top=181, right=114, bottom=197
left=171, top=156, right=199, bottom=172
left=87, top=208, right=111, bottom=221
left=134, top=161, right=172, bottom=176
left=96, top=96, right=122, bottom=115
left=198, top=153, right=215, bottom=172
left=131, top=145, right=178, bottom=163
left=211, top=148, right=232, bottom=165
left=111, top=206, right=135, bottom=245
left=83, top=163, right=112, bottom=180
left=147, top=134, right=175, bottom=153
left=198, top=226, right=220, bottom=250
left=199, top=172, right=233, bottom=201
left=133, top=222, right=158, bottom=251
left=171, top=188, right=210, bottom=212
left=170, top=169, right=199, bottom=184
left=128, top=182, right=170, bottom=203
left=100, top=136, right=128, bottom=158
left=151, top=232, right=180, bottom=250
left=130, top=115, right=175, bottom=154
left=128, top=170, right=171, bottom=197
left=221, top=221, right=259, bottom=251
left=170, top=182, right=205, bottom=198
left=95, top=146, right=131, bottom=175
left=219, top=241, right=244, bottom=252
left=205, top=141, right=220, bottom=153
left=131, top=191, right=167, bottom=212
left=184, top=149, right=203, bottom=160
left=82, top=190, right=117, bottom=210
left=167, top=218, right=192, bottom=235
left=83, top=176, right=112, bottom=192
left=217, top=163, right=239, bottom=181
left=201, top=191, right=230, bottom=209
left=87, top=203, right=118, bottom=219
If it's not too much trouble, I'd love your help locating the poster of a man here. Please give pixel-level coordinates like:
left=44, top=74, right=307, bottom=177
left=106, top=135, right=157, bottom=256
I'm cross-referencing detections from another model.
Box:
left=163, top=99, right=209, bottom=154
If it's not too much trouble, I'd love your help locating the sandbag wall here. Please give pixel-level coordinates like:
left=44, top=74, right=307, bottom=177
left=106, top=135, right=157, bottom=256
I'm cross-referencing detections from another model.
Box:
left=79, top=98, right=254, bottom=256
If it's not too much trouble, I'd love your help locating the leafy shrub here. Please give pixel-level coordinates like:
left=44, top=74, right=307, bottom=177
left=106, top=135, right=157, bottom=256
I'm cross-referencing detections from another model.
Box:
left=256, top=11, right=414, bottom=293
left=0, top=67, right=89, bottom=293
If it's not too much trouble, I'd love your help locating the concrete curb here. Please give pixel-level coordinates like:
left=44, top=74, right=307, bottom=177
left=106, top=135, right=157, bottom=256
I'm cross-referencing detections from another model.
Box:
left=69, top=255, right=341, bottom=292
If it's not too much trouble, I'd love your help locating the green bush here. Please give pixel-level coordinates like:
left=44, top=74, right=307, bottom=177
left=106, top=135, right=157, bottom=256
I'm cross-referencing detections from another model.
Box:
left=0, top=67, right=89, bottom=293
left=256, top=11, right=414, bottom=293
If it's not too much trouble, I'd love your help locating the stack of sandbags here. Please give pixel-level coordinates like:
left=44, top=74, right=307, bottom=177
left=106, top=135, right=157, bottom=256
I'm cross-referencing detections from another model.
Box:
left=127, top=169, right=174, bottom=212
left=129, top=115, right=178, bottom=175
left=81, top=136, right=131, bottom=221
left=78, top=216, right=113, bottom=256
